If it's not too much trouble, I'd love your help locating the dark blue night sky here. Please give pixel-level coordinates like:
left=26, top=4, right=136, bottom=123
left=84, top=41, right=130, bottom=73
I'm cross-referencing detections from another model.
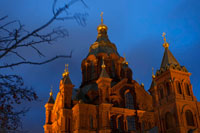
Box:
left=1, top=0, right=200, bottom=132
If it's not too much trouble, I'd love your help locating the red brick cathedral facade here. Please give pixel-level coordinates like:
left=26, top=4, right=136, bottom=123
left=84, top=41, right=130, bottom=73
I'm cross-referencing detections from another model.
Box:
left=44, top=16, right=200, bottom=133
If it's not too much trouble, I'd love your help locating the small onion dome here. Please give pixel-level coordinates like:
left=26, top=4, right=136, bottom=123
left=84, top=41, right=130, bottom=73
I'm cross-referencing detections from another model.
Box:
left=97, top=12, right=108, bottom=33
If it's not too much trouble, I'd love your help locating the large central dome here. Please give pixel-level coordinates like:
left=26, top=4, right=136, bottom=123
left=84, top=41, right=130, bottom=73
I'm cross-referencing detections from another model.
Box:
left=76, top=14, right=133, bottom=102
left=88, top=23, right=119, bottom=57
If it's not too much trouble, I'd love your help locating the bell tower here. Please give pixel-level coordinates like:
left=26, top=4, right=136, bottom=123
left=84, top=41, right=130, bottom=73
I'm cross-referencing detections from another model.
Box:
left=149, top=33, right=200, bottom=133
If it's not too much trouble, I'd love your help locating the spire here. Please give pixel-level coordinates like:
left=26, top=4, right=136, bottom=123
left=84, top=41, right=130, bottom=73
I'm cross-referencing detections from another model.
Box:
left=62, top=64, right=69, bottom=77
left=152, top=67, right=155, bottom=78
left=47, top=86, right=54, bottom=104
left=122, top=53, right=128, bottom=65
left=62, top=64, right=72, bottom=84
left=100, top=12, right=104, bottom=24
left=50, top=86, right=53, bottom=96
left=160, top=32, right=180, bottom=69
left=99, top=57, right=109, bottom=78
left=162, top=32, right=169, bottom=49
left=97, top=12, right=107, bottom=31
left=96, top=12, right=109, bottom=42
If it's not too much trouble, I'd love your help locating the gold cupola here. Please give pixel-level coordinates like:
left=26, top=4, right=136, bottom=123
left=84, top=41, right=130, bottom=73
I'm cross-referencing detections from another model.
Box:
left=88, top=12, right=118, bottom=56
left=97, top=12, right=108, bottom=34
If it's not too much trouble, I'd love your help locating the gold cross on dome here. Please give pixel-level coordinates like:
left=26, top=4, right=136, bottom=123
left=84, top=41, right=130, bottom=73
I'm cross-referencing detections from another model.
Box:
left=65, top=64, right=69, bottom=72
left=162, top=32, right=166, bottom=43
left=62, top=64, right=69, bottom=77
left=100, top=12, right=104, bottom=24
left=50, top=85, right=53, bottom=96
left=162, top=32, right=169, bottom=48
left=152, top=67, right=154, bottom=74
left=152, top=67, right=155, bottom=78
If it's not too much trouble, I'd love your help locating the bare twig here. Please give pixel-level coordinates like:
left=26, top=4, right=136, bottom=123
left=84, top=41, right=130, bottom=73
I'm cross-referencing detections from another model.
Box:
left=0, top=0, right=87, bottom=60
left=0, top=54, right=72, bottom=69
left=0, top=0, right=88, bottom=131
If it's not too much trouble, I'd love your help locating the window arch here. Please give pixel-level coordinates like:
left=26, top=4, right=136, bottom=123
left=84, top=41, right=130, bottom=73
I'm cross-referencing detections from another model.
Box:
left=185, top=83, right=191, bottom=96
left=125, top=92, right=134, bottom=109
left=165, top=112, right=175, bottom=129
left=176, top=81, right=182, bottom=94
left=185, top=110, right=194, bottom=126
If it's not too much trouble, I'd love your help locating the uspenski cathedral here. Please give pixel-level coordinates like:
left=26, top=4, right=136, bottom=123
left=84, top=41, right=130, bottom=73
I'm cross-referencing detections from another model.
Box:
left=43, top=13, right=200, bottom=133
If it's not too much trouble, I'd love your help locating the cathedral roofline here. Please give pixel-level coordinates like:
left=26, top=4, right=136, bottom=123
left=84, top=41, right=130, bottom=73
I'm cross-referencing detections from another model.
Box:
left=159, top=33, right=187, bottom=73
left=160, top=32, right=180, bottom=69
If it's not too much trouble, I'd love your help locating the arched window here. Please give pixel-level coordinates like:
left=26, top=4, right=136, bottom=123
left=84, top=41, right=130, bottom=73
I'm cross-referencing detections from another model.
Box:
left=185, top=110, right=194, bottom=126
left=110, top=116, right=116, bottom=129
left=125, top=92, right=134, bottom=109
left=176, top=82, right=182, bottom=94
left=127, top=116, right=136, bottom=131
left=185, top=83, right=191, bottom=96
left=166, top=82, right=170, bottom=96
left=165, top=112, right=175, bottom=129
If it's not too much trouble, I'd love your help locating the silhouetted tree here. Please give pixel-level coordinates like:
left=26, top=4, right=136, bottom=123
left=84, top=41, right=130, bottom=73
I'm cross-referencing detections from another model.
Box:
left=0, top=0, right=87, bottom=132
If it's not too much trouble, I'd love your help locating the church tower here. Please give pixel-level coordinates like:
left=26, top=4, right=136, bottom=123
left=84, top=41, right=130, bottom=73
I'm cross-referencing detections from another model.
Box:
left=44, top=88, right=54, bottom=133
left=149, top=33, right=200, bottom=133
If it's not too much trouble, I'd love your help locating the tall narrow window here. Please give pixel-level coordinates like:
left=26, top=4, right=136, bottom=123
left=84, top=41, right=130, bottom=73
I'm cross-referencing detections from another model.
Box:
left=68, top=119, right=71, bottom=132
left=125, top=92, right=134, bottom=109
left=90, top=116, right=93, bottom=129
left=185, top=110, right=194, bottom=126
left=117, top=117, right=123, bottom=131
left=65, top=118, right=71, bottom=132
left=165, top=112, right=175, bottom=129
left=160, top=89, right=164, bottom=99
left=110, top=116, right=116, bottom=129
left=127, top=116, right=136, bottom=131
left=185, top=83, right=191, bottom=96
left=176, top=82, right=182, bottom=94
left=166, top=82, right=170, bottom=96
left=48, top=112, right=51, bottom=124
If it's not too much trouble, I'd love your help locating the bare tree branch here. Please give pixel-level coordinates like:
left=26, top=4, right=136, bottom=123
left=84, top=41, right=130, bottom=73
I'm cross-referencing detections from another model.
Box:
left=0, top=74, right=38, bottom=131
left=0, top=0, right=87, bottom=60
left=0, top=16, right=8, bottom=21
left=0, top=52, right=72, bottom=69
left=0, top=0, right=88, bottom=131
